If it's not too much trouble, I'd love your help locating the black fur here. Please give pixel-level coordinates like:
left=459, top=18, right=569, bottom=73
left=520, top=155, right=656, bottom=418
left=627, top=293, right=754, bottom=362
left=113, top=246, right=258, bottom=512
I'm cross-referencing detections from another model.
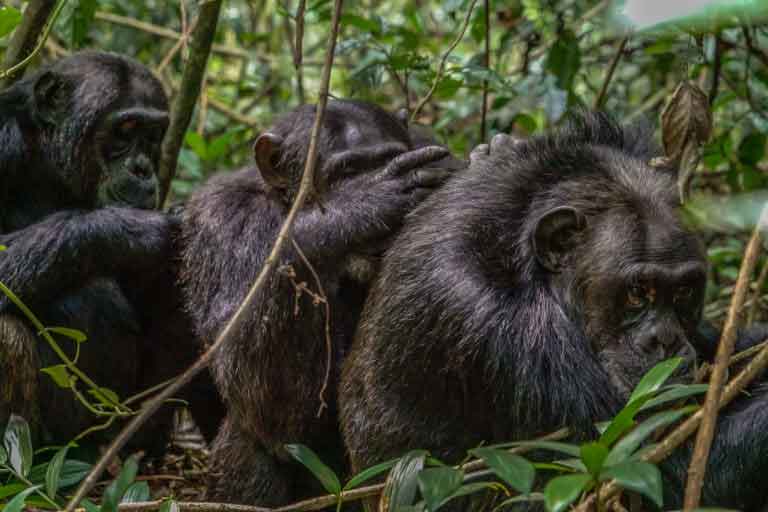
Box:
left=180, top=99, right=460, bottom=505
left=340, top=112, right=768, bottom=511
left=0, top=51, right=223, bottom=448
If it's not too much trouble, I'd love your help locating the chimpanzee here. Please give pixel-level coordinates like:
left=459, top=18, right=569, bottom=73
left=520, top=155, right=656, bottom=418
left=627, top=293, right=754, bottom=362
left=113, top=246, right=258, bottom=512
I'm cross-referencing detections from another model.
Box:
left=339, top=112, right=768, bottom=511
left=0, top=51, right=223, bottom=449
left=180, top=99, right=462, bottom=505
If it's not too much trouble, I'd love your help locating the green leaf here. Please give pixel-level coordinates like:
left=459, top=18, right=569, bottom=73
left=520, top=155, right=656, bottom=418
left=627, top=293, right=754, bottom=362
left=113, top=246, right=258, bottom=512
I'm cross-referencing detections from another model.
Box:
left=3, top=484, right=41, bottom=512
left=495, top=441, right=580, bottom=458
left=604, top=406, right=696, bottom=467
left=469, top=447, right=535, bottom=494
left=101, top=454, right=140, bottom=512
left=285, top=444, right=341, bottom=495
left=0, top=6, right=22, bottom=39
left=738, top=133, right=767, bottom=166
left=545, top=30, right=581, bottom=92
left=72, top=0, right=97, bottom=47
left=0, top=244, right=6, bottom=251
left=79, top=499, right=101, bottom=512
left=45, top=445, right=70, bottom=498
left=579, top=442, right=608, bottom=478
left=344, top=458, right=399, bottom=490
left=0, top=483, right=25, bottom=500
left=41, top=365, right=74, bottom=389
left=121, top=481, right=151, bottom=503
left=4, top=415, right=33, bottom=477
left=342, top=13, right=382, bottom=33
left=41, top=327, right=88, bottom=343
left=543, top=474, right=592, bottom=512
left=600, top=460, right=663, bottom=508
left=379, top=450, right=428, bottom=512
left=639, top=384, right=708, bottom=412
left=513, top=113, right=538, bottom=134
left=29, top=459, right=91, bottom=489
left=495, top=492, right=545, bottom=508
left=159, top=499, right=180, bottom=512
left=628, top=358, right=683, bottom=404
left=0, top=444, right=7, bottom=466
left=417, top=467, right=464, bottom=512
left=435, top=77, right=463, bottom=100
left=87, top=387, right=120, bottom=406
left=207, top=132, right=236, bottom=161
left=184, top=132, right=208, bottom=161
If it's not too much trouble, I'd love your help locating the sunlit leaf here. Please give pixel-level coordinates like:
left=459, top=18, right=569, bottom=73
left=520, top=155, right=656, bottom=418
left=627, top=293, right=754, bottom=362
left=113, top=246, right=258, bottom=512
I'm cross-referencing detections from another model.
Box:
left=41, top=365, right=73, bottom=389
left=628, top=358, right=683, bottom=404
left=543, top=474, right=592, bottom=512
left=285, top=444, right=341, bottom=495
left=87, top=387, right=120, bottom=406
left=639, top=384, right=708, bottom=412
left=0, top=6, right=22, bottom=39
left=469, top=447, right=535, bottom=495
left=379, top=450, right=428, bottom=512
left=3, top=415, right=33, bottom=477
left=600, top=460, right=663, bottom=508
left=41, top=327, right=88, bottom=343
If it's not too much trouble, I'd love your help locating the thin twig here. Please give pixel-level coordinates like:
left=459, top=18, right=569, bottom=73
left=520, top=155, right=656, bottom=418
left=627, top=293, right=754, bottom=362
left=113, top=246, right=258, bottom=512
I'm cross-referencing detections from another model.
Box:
left=708, top=34, right=722, bottom=106
left=683, top=206, right=768, bottom=509
left=410, top=0, right=481, bottom=122
left=479, top=0, right=490, bottom=144
left=117, top=428, right=570, bottom=511
left=293, top=0, right=307, bottom=104
left=0, top=0, right=57, bottom=86
left=593, top=35, right=629, bottom=110
left=63, top=0, right=345, bottom=509
left=290, top=239, right=333, bottom=417
left=0, top=0, right=66, bottom=81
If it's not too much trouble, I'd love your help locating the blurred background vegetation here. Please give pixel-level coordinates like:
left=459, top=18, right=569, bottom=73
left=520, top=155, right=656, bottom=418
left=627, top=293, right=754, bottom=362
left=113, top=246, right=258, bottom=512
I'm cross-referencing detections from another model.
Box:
left=1, top=0, right=768, bottom=322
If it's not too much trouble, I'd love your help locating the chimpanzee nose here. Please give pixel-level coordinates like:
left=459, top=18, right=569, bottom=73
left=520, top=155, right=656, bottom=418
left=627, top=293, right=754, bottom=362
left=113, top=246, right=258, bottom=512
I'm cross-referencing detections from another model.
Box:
left=638, top=330, right=682, bottom=356
left=131, top=164, right=152, bottom=179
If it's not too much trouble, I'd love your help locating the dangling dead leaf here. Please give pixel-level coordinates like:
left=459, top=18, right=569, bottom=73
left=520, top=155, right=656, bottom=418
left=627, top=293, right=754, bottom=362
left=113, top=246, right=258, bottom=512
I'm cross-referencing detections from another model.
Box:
left=659, top=80, right=713, bottom=203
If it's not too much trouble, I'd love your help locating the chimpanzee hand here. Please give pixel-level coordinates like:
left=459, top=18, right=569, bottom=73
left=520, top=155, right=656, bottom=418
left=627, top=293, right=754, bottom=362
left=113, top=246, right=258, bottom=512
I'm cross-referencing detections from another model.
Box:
left=469, top=133, right=525, bottom=164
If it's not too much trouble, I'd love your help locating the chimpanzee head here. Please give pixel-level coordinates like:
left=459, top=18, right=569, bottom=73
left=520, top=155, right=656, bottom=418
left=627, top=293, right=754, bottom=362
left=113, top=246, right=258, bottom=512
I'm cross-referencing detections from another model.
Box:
left=252, top=99, right=439, bottom=202
left=519, top=115, right=706, bottom=398
left=15, top=51, right=169, bottom=210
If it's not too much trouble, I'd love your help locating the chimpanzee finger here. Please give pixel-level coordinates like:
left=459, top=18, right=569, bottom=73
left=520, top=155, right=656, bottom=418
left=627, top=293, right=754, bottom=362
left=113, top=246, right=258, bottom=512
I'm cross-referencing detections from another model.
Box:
left=385, top=146, right=449, bottom=177
left=324, top=142, right=407, bottom=178
left=469, top=144, right=490, bottom=163
left=408, top=168, right=453, bottom=189
left=490, top=132, right=525, bottom=153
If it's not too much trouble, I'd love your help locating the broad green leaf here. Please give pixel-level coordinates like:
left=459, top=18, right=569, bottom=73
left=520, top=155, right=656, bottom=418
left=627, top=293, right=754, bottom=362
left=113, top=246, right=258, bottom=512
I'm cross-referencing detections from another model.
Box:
left=579, top=442, right=608, bottom=477
left=738, top=133, right=767, bottom=166
left=0, top=6, right=22, bottom=38
left=184, top=132, right=208, bottom=161
left=45, top=445, right=70, bottom=498
left=543, top=474, right=592, bottom=512
left=628, top=358, right=682, bottom=404
left=285, top=444, right=341, bottom=495
left=417, top=467, right=464, bottom=512
left=80, top=499, right=101, bottom=512
left=604, top=406, right=697, bottom=467
left=4, top=415, right=33, bottom=477
left=121, top=481, right=151, bottom=503
left=495, top=492, right=545, bottom=509
left=0, top=483, right=25, bottom=500
left=29, top=459, right=91, bottom=489
left=0, top=244, right=6, bottom=251
left=469, top=447, right=535, bottom=494
left=344, top=458, right=399, bottom=490
left=379, top=450, right=428, bottom=512
left=342, top=13, right=382, bottom=33
left=101, top=454, right=140, bottom=512
left=41, top=365, right=73, bottom=389
left=87, top=387, right=120, bottom=406
left=159, top=499, right=180, bottom=512
left=207, top=132, right=236, bottom=161
left=639, top=384, right=708, bottom=412
left=513, top=113, right=538, bottom=134
left=72, top=0, right=97, bottom=47
left=545, top=30, right=581, bottom=92
left=3, top=484, right=41, bottom=512
left=42, top=327, right=88, bottom=343
left=600, top=460, right=663, bottom=508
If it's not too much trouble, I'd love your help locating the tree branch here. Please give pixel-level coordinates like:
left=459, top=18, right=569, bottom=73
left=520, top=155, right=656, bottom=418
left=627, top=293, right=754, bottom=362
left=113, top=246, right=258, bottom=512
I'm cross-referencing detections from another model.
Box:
left=62, top=0, right=345, bottom=508
left=593, top=35, right=629, bottom=110
left=479, top=0, right=490, bottom=145
left=0, top=0, right=57, bottom=86
left=158, top=0, right=224, bottom=207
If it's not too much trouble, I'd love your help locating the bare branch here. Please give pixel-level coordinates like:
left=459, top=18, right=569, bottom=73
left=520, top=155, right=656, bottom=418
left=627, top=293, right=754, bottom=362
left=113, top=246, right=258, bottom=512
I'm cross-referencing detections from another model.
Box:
left=593, top=35, right=629, bottom=110
left=62, top=0, right=345, bottom=508
left=479, top=0, right=490, bottom=145
left=0, top=0, right=57, bottom=86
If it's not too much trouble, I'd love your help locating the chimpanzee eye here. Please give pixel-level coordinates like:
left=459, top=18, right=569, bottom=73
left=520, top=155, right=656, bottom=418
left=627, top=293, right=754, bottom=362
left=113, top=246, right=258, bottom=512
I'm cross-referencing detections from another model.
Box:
left=625, top=286, right=646, bottom=309
left=119, top=119, right=138, bottom=133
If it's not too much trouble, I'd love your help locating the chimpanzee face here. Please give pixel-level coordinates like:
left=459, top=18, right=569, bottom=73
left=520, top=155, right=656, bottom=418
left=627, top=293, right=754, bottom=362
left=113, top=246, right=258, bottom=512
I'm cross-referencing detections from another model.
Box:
left=30, top=52, right=169, bottom=210
left=532, top=187, right=706, bottom=399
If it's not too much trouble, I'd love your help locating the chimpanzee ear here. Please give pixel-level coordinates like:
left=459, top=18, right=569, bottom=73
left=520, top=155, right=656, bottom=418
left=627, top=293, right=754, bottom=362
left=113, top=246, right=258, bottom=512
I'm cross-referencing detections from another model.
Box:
left=532, top=206, right=586, bottom=272
left=395, top=108, right=409, bottom=127
left=33, top=71, right=70, bottom=126
left=254, top=132, right=287, bottom=189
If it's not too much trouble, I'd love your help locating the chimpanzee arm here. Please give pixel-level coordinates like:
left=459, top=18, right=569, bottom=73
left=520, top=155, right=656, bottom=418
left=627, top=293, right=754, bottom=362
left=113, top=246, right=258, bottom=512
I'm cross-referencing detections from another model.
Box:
left=0, top=207, right=176, bottom=312
left=660, top=386, right=768, bottom=510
